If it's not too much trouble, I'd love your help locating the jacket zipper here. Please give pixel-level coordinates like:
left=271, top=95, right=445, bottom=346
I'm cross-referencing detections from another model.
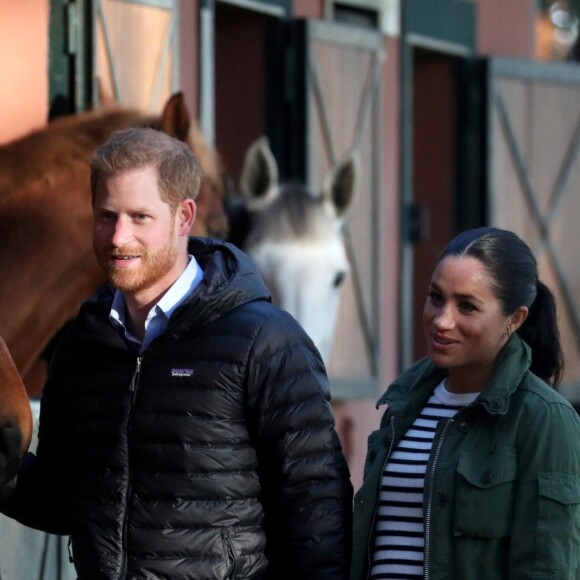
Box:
left=119, top=356, right=142, bottom=579
left=423, top=418, right=453, bottom=580
left=366, top=415, right=397, bottom=578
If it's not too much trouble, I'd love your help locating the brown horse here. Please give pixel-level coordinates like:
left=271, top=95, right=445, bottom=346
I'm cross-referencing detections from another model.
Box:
left=0, top=335, right=32, bottom=489
left=0, top=93, right=226, bottom=392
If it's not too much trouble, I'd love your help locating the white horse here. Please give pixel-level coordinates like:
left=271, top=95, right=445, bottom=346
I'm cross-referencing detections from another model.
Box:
left=229, top=137, right=358, bottom=363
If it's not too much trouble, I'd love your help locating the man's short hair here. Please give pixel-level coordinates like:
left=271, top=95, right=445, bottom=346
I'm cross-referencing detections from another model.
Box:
left=90, top=127, right=202, bottom=209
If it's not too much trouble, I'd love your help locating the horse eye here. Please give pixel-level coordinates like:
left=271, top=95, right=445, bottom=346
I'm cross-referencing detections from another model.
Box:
left=333, top=271, right=346, bottom=288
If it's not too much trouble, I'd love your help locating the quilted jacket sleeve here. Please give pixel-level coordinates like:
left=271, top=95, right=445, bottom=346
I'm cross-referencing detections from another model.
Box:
left=244, top=308, right=353, bottom=580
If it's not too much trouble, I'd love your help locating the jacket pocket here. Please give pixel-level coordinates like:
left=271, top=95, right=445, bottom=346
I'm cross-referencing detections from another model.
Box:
left=535, top=472, right=580, bottom=576
left=538, top=472, right=580, bottom=552
left=539, top=472, right=580, bottom=506
left=454, top=447, right=517, bottom=538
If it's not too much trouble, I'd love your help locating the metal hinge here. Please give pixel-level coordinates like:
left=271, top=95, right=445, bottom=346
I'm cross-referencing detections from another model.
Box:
left=407, top=202, right=429, bottom=244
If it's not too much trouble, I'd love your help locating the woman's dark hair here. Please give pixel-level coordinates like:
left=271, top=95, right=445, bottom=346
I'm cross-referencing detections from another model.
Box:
left=440, top=227, right=563, bottom=388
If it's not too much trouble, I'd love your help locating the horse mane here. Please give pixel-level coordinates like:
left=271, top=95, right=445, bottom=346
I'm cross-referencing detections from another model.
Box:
left=187, top=122, right=223, bottom=193
left=185, top=121, right=228, bottom=239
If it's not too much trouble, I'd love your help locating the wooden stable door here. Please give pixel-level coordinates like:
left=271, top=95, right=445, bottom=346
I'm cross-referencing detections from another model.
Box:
left=94, top=0, right=179, bottom=111
left=398, top=0, right=476, bottom=369
left=487, top=57, right=580, bottom=404
left=410, top=48, right=462, bottom=363
left=302, top=20, right=384, bottom=399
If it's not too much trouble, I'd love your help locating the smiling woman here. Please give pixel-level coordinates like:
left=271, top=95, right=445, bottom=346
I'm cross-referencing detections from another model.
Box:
left=351, top=227, right=580, bottom=580
left=423, top=254, right=529, bottom=394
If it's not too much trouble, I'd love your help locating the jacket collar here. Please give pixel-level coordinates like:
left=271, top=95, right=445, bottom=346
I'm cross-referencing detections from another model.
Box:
left=77, top=238, right=272, bottom=347
left=377, top=334, right=532, bottom=418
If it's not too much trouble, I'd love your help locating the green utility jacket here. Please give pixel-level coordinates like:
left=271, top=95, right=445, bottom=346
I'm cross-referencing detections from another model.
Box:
left=351, top=335, right=580, bottom=580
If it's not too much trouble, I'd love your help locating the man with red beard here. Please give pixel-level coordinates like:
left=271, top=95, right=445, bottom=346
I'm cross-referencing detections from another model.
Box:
left=1, top=128, right=352, bottom=579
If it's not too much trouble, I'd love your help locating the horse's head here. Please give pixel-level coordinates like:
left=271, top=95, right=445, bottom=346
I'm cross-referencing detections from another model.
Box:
left=231, top=137, right=358, bottom=362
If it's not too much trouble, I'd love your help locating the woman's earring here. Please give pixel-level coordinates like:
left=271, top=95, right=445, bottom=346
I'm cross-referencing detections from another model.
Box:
left=506, top=326, right=512, bottom=338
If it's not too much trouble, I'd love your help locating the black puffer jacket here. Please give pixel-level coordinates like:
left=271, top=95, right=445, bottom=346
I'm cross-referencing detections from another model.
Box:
left=7, top=239, right=352, bottom=579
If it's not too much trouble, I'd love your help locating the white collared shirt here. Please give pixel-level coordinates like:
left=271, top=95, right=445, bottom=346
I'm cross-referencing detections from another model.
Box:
left=109, top=255, right=204, bottom=351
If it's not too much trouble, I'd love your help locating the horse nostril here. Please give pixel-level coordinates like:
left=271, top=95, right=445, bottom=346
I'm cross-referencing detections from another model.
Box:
left=333, top=271, right=346, bottom=288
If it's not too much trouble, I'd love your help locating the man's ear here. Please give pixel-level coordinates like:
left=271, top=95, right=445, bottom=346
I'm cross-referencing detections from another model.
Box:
left=177, top=199, right=196, bottom=235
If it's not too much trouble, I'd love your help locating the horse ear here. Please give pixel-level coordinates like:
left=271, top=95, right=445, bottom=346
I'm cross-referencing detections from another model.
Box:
left=160, top=92, right=191, bottom=142
left=240, top=137, right=280, bottom=211
left=321, top=151, right=359, bottom=219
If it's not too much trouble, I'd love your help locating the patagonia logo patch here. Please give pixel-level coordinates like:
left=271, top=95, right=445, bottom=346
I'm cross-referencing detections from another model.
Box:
left=171, top=368, right=194, bottom=378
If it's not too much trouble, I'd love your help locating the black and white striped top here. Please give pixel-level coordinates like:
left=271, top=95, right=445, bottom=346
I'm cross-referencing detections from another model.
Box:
left=369, top=381, right=479, bottom=579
